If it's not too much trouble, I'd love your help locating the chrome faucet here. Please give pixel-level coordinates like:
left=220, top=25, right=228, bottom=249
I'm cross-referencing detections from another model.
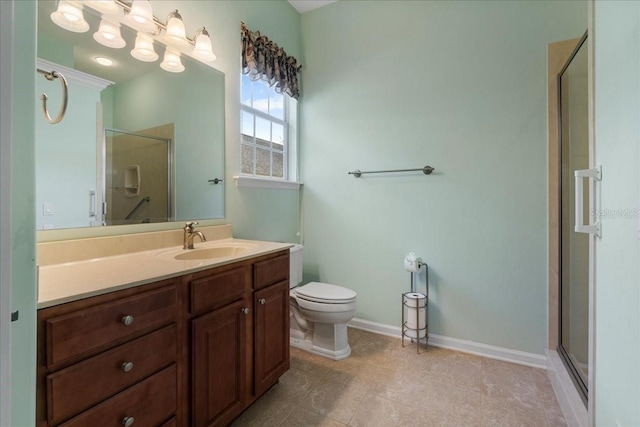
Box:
left=183, top=221, right=207, bottom=249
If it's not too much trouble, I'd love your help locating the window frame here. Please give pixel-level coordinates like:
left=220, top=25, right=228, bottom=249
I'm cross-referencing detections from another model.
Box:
left=240, top=75, right=290, bottom=180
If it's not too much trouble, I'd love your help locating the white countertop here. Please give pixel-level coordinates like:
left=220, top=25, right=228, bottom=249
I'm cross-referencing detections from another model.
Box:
left=38, top=238, right=292, bottom=309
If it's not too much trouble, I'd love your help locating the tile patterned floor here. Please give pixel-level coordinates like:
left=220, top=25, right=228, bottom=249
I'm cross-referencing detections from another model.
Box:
left=232, top=328, right=566, bottom=426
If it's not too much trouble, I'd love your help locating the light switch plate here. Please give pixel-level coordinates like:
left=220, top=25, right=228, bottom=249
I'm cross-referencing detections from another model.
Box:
left=43, top=202, right=54, bottom=216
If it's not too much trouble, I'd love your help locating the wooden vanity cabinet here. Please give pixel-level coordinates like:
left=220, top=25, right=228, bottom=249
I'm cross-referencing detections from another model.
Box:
left=253, top=254, right=290, bottom=397
left=188, top=250, right=290, bottom=427
left=37, top=249, right=290, bottom=427
left=37, top=278, right=180, bottom=427
left=188, top=265, right=251, bottom=427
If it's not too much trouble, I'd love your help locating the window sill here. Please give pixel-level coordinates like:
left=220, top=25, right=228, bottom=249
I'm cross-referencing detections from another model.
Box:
left=233, top=176, right=302, bottom=190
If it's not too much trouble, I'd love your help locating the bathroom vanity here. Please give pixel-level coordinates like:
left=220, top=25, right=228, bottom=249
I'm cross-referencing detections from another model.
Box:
left=36, top=228, right=291, bottom=427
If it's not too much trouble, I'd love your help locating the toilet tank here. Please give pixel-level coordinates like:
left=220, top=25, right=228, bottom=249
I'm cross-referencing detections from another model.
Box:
left=289, top=244, right=303, bottom=288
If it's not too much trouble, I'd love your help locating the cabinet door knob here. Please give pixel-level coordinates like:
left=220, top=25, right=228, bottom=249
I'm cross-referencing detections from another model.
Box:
left=259, top=298, right=266, bottom=305
left=122, top=361, right=134, bottom=373
left=122, top=416, right=135, bottom=427
left=241, top=308, right=249, bottom=315
left=121, top=315, right=134, bottom=326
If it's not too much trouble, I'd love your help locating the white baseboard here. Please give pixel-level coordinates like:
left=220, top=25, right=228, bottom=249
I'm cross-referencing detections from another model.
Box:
left=546, top=350, right=588, bottom=427
left=347, top=317, right=547, bottom=369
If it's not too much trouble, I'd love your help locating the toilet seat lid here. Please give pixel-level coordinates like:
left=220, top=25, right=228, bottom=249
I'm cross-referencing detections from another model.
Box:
left=294, top=282, right=357, bottom=304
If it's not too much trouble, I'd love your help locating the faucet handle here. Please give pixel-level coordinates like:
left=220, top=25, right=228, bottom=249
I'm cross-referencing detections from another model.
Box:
left=185, top=221, right=198, bottom=231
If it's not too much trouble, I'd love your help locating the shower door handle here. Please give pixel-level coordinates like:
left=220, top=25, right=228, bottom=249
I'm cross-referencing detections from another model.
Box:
left=88, top=190, right=96, bottom=217
left=574, top=166, right=601, bottom=237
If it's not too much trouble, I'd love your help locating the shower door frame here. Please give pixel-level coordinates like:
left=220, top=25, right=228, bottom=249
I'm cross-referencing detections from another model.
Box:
left=557, top=31, right=590, bottom=405
left=547, top=27, right=596, bottom=426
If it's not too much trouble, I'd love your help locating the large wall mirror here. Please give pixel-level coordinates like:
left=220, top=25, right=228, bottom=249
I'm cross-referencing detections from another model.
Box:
left=36, top=0, right=225, bottom=231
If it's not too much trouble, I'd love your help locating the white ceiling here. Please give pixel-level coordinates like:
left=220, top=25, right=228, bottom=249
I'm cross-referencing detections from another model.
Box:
left=288, top=0, right=337, bottom=14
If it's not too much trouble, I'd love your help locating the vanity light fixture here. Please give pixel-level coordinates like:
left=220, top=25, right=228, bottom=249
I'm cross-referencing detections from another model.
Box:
left=123, top=0, right=157, bottom=33
left=192, top=28, right=217, bottom=63
left=163, top=10, right=190, bottom=48
left=53, top=0, right=218, bottom=70
left=93, top=19, right=126, bottom=48
left=50, top=1, right=90, bottom=33
left=83, top=0, right=119, bottom=15
left=130, top=32, right=159, bottom=62
left=160, top=47, right=185, bottom=73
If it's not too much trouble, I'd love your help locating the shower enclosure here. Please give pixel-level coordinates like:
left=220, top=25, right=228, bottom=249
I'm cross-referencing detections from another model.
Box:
left=103, top=128, right=172, bottom=225
left=558, top=33, right=589, bottom=403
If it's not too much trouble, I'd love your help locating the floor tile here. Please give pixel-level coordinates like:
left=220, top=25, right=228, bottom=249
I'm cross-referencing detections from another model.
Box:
left=281, top=407, right=347, bottom=427
left=232, top=328, right=566, bottom=427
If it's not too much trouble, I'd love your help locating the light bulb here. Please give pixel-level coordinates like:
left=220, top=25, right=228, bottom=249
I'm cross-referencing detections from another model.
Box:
left=124, top=0, right=157, bottom=33
left=95, top=57, right=114, bottom=66
left=163, top=10, right=190, bottom=48
left=160, top=48, right=185, bottom=73
left=130, top=32, right=158, bottom=62
left=93, top=19, right=126, bottom=48
left=83, top=0, right=119, bottom=15
left=50, top=1, right=89, bottom=33
left=192, top=28, right=217, bottom=63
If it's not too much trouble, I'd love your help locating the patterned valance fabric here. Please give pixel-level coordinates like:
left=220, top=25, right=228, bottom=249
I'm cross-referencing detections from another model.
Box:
left=241, top=22, right=302, bottom=99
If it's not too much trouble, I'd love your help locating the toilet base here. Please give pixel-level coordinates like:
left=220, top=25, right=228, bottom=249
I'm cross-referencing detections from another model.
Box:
left=289, top=322, right=351, bottom=361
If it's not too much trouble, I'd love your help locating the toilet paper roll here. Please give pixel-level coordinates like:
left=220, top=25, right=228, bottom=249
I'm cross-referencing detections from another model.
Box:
left=404, top=292, right=426, bottom=339
left=404, top=252, right=423, bottom=273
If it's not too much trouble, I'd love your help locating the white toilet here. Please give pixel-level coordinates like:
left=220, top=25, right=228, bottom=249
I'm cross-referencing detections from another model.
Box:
left=289, top=244, right=357, bottom=360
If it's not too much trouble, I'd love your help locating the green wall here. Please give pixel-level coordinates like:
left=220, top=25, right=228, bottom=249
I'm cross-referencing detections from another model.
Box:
left=300, top=0, right=586, bottom=355
left=35, top=78, right=101, bottom=229
left=593, top=1, right=640, bottom=424
left=143, top=0, right=302, bottom=243
left=109, top=61, right=225, bottom=221
left=12, top=1, right=37, bottom=426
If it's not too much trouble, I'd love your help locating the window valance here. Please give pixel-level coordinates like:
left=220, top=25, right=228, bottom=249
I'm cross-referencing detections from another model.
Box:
left=241, top=22, right=302, bottom=99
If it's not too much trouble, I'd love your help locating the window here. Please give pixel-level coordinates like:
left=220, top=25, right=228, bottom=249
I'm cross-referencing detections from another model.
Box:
left=240, top=74, right=289, bottom=179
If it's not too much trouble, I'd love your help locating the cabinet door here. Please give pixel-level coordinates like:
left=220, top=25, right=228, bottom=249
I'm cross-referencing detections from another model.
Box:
left=192, top=299, right=248, bottom=427
left=254, top=281, right=290, bottom=396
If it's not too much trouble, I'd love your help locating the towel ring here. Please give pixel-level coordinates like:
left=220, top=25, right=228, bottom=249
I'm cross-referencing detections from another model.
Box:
left=37, top=69, right=68, bottom=124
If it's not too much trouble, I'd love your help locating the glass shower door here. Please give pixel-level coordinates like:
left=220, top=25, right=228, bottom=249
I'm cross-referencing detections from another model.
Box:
left=104, top=129, right=172, bottom=225
left=558, top=34, right=589, bottom=402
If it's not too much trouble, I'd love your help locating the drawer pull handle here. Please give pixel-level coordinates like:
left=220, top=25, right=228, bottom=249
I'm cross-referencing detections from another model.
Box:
left=121, top=315, right=134, bottom=326
left=122, top=361, right=134, bottom=373
left=241, top=308, right=249, bottom=315
left=122, top=416, right=135, bottom=427
left=259, top=298, right=266, bottom=305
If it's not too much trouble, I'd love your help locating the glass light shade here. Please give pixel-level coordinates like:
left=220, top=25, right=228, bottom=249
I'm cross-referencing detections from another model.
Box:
left=124, top=0, right=157, bottom=33
left=192, top=29, right=217, bottom=63
left=93, top=19, right=126, bottom=48
left=50, top=1, right=89, bottom=33
left=83, top=0, right=119, bottom=15
left=163, top=11, right=190, bottom=48
left=130, top=32, right=158, bottom=62
left=160, top=48, right=185, bottom=73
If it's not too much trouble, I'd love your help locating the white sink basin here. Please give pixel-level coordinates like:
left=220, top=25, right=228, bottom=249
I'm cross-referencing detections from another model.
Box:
left=156, top=242, right=259, bottom=261
left=173, top=246, right=250, bottom=261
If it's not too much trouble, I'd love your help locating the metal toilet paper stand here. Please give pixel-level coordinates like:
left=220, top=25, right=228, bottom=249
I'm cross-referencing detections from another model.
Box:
left=401, top=261, right=428, bottom=353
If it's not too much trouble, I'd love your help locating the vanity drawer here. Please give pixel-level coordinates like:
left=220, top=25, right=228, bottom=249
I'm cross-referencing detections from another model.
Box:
left=47, top=324, right=177, bottom=425
left=58, top=364, right=177, bottom=427
left=253, top=252, right=289, bottom=290
left=190, top=266, right=247, bottom=314
left=46, top=285, right=177, bottom=367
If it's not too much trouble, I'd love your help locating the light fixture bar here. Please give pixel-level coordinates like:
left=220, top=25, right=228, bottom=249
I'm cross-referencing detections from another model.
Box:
left=113, top=0, right=197, bottom=45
